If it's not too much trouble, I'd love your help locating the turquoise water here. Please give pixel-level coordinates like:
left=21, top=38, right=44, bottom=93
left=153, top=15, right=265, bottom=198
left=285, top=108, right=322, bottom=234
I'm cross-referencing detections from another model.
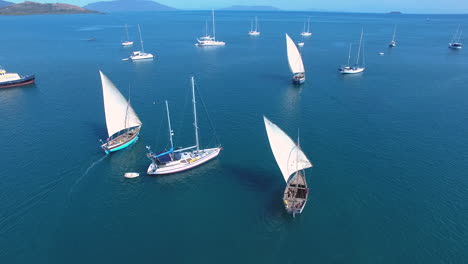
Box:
left=1, top=11, right=468, bottom=263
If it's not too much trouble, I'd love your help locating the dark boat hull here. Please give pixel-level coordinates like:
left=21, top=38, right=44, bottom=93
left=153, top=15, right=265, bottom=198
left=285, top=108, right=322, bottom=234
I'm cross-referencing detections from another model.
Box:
left=0, top=75, right=35, bottom=88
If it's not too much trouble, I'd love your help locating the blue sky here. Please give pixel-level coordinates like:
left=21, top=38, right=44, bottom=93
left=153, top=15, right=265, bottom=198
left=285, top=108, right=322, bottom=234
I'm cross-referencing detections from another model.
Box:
left=9, top=0, right=468, bottom=14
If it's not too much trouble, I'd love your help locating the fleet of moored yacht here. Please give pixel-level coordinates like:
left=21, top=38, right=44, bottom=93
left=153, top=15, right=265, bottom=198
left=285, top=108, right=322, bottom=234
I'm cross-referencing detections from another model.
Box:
left=2, top=13, right=464, bottom=216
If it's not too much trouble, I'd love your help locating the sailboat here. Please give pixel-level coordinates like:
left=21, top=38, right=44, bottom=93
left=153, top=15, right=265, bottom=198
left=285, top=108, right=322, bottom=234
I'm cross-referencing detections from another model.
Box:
left=248, top=16, right=260, bottom=36
left=285, top=33, right=305, bottom=84
left=263, top=116, right=313, bottom=216
left=146, top=77, right=222, bottom=175
left=449, top=25, right=463, bottom=49
left=127, top=24, right=153, bottom=60
left=196, top=9, right=225, bottom=46
left=99, top=71, right=142, bottom=154
left=389, top=25, right=397, bottom=47
left=339, top=29, right=365, bottom=74
left=300, top=18, right=312, bottom=37
left=121, top=24, right=133, bottom=47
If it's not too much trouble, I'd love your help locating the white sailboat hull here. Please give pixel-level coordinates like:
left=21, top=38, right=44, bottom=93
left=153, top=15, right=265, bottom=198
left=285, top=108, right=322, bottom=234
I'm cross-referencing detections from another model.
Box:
left=196, top=40, right=226, bottom=46
left=130, top=52, right=154, bottom=60
left=147, top=147, right=221, bottom=175
left=301, top=32, right=312, bottom=36
left=339, top=66, right=365, bottom=74
left=122, top=41, right=133, bottom=46
left=248, top=31, right=260, bottom=36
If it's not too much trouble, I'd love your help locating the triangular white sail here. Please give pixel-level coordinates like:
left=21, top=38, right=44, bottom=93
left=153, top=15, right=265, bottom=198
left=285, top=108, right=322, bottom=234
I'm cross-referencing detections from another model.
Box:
left=264, top=116, right=312, bottom=183
left=99, top=71, right=142, bottom=138
left=286, top=33, right=305, bottom=74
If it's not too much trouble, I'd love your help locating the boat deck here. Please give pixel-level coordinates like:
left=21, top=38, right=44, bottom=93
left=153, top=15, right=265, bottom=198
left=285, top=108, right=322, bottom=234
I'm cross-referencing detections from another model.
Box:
left=283, top=172, right=309, bottom=214
left=103, top=127, right=140, bottom=151
left=148, top=147, right=221, bottom=175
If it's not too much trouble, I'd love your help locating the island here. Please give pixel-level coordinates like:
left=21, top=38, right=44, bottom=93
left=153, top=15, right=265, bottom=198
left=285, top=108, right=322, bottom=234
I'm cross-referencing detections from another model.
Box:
left=0, top=1, right=99, bottom=15
left=84, top=0, right=176, bottom=12
left=0, top=0, right=13, bottom=7
left=220, top=5, right=280, bottom=11
left=389, top=11, right=402, bottom=14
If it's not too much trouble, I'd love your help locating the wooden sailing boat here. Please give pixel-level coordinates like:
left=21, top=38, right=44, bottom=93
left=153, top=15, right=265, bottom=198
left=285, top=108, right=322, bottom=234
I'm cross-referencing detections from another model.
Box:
left=121, top=24, right=133, bottom=46
left=339, top=29, right=365, bottom=74
left=99, top=71, right=142, bottom=154
left=146, top=77, right=222, bottom=175
left=248, top=16, right=260, bottom=36
left=263, top=116, right=313, bottom=216
left=285, top=33, right=305, bottom=84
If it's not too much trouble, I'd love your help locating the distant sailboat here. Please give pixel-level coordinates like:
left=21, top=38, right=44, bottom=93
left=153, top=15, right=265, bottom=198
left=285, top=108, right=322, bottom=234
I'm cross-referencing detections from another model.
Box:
left=339, top=29, right=365, bottom=74
left=300, top=17, right=312, bottom=37
left=99, top=71, right=142, bottom=154
left=263, top=116, right=313, bottom=216
left=248, top=16, right=260, bottom=36
left=121, top=24, right=133, bottom=47
left=286, top=33, right=305, bottom=84
left=449, top=25, right=463, bottom=49
left=389, top=25, right=396, bottom=47
left=196, top=9, right=226, bottom=46
left=126, top=24, right=153, bottom=60
left=146, top=77, right=222, bottom=175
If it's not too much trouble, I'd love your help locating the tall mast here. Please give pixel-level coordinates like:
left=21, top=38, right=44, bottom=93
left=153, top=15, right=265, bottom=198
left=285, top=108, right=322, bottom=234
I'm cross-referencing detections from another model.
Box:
left=307, top=17, right=310, bottom=32
left=138, top=24, right=144, bottom=52
left=124, top=86, right=131, bottom=130
left=191, top=77, right=200, bottom=153
left=255, top=16, right=258, bottom=31
left=165, top=100, right=174, bottom=152
left=205, top=19, right=209, bottom=37
left=125, top=24, right=130, bottom=41
left=356, top=29, right=363, bottom=66
left=392, top=25, right=396, bottom=42
left=296, top=129, right=300, bottom=173
left=212, top=9, right=216, bottom=40
left=347, top=43, right=352, bottom=66
left=303, top=20, right=306, bottom=32
left=250, top=19, right=253, bottom=32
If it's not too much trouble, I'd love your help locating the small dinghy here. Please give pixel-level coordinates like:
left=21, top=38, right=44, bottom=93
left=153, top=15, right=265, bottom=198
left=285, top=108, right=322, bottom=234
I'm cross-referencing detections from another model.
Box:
left=124, top=172, right=140, bottom=178
left=378, top=52, right=384, bottom=55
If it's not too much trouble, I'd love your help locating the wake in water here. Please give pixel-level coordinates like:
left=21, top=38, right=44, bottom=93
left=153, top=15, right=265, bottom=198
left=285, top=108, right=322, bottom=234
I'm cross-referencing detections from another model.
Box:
left=67, top=155, right=107, bottom=200
left=0, top=176, right=64, bottom=234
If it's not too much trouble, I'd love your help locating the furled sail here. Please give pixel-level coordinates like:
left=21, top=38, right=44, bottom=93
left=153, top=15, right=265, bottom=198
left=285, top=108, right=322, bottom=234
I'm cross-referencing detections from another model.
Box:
left=99, top=71, right=142, bottom=138
left=264, top=116, right=312, bottom=183
left=285, top=33, right=305, bottom=74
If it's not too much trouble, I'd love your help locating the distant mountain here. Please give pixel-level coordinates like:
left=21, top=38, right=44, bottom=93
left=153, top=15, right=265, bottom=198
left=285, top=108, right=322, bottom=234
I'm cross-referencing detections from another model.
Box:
left=0, top=0, right=13, bottom=7
left=0, top=1, right=99, bottom=15
left=84, top=0, right=176, bottom=12
left=220, top=5, right=280, bottom=11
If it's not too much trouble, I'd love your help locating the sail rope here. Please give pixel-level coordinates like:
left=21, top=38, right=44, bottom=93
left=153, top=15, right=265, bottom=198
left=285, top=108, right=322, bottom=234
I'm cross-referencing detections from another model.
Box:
left=194, top=81, right=221, bottom=147
left=174, top=81, right=192, bottom=144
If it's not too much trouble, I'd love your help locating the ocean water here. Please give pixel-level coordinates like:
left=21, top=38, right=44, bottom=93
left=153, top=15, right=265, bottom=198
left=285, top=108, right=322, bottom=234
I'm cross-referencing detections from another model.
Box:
left=0, top=11, right=468, bottom=263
